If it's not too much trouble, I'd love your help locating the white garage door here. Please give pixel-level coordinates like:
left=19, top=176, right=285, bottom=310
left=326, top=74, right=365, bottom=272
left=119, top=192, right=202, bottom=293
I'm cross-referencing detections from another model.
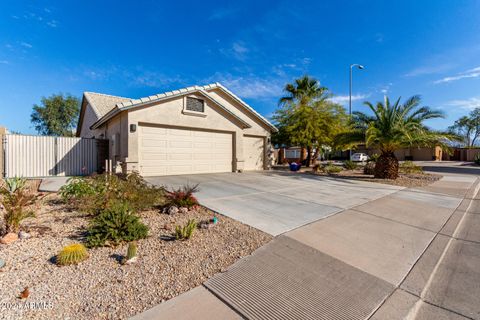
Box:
left=139, top=126, right=233, bottom=176
left=244, top=136, right=264, bottom=171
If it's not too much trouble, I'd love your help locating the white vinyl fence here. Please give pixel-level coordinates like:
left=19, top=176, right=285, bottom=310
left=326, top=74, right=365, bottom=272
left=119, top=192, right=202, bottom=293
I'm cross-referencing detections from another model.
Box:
left=2, top=134, right=105, bottom=178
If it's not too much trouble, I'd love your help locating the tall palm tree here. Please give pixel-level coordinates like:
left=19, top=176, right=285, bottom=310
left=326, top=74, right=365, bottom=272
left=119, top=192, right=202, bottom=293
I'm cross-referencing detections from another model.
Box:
left=337, top=95, right=457, bottom=179
left=279, top=75, right=329, bottom=107
left=278, top=75, right=331, bottom=165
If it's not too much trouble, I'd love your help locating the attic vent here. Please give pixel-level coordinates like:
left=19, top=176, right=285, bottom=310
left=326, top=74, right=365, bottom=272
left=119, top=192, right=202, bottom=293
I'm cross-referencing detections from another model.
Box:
left=186, top=97, right=204, bottom=113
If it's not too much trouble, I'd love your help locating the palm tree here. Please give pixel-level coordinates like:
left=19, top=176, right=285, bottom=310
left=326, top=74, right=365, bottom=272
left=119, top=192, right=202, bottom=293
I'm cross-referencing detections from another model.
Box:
left=277, top=75, right=331, bottom=165
left=279, top=75, right=329, bottom=107
left=337, top=95, right=457, bottom=179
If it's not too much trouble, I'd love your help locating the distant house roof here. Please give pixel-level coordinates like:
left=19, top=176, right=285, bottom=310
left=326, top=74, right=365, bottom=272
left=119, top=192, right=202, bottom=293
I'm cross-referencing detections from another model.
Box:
left=78, top=83, right=277, bottom=134
left=83, top=92, right=131, bottom=118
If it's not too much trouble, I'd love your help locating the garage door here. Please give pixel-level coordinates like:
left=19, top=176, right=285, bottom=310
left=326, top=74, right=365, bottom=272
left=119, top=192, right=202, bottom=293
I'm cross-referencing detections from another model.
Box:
left=139, top=126, right=233, bottom=176
left=244, top=136, right=264, bottom=171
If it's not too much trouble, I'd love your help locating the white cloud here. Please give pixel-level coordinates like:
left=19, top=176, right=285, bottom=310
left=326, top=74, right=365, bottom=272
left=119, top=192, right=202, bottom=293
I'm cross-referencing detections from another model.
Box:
left=47, top=20, right=58, bottom=27
left=0, top=60, right=8, bottom=64
left=445, top=97, right=480, bottom=111
left=20, top=42, right=32, bottom=48
left=329, top=94, right=368, bottom=105
left=208, top=8, right=238, bottom=20
left=220, top=41, right=249, bottom=61
left=434, top=66, right=480, bottom=84
left=405, top=64, right=454, bottom=77
left=206, top=72, right=283, bottom=99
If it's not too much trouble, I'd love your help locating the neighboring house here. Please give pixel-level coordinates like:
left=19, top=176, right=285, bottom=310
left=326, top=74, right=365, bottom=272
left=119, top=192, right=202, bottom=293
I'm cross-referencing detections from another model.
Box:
left=355, top=144, right=443, bottom=161
left=77, top=83, right=278, bottom=176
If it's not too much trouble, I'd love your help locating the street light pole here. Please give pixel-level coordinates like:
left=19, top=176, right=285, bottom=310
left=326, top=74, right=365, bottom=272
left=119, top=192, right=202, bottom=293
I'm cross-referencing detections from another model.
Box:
left=349, top=63, right=364, bottom=160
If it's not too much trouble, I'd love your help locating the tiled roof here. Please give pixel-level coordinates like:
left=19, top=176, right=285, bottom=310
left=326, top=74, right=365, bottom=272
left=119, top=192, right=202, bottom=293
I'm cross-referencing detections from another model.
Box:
left=88, top=83, right=278, bottom=132
left=83, top=92, right=131, bottom=118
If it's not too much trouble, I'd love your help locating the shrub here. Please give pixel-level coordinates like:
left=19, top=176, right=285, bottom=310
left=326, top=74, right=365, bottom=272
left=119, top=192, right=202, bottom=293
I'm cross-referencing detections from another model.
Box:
left=324, top=165, right=342, bottom=174
left=59, top=177, right=95, bottom=202
left=56, top=243, right=89, bottom=266
left=368, top=154, right=379, bottom=163
left=0, top=177, right=37, bottom=233
left=175, top=219, right=197, bottom=240
left=166, top=184, right=199, bottom=208
left=86, top=202, right=149, bottom=247
left=364, top=162, right=375, bottom=175
left=63, top=172, right=165, bottom=215
left=344, top=160, right=358, bottom=170
left=399, top=161, right=423, bottom=174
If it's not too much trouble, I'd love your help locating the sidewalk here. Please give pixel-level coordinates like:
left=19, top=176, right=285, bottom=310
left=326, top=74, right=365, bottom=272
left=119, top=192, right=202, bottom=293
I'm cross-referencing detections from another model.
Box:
left=132, top=172, right=480, bottom=320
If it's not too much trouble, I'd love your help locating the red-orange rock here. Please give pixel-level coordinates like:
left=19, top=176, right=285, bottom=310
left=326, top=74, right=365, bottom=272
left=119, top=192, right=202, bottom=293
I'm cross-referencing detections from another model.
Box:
left=0, top=233, right=19, bottom=245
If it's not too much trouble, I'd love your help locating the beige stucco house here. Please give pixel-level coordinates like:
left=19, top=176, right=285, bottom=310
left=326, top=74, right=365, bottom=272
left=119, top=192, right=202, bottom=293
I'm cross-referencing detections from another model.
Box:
left=76, top=83, right=277, bottom=176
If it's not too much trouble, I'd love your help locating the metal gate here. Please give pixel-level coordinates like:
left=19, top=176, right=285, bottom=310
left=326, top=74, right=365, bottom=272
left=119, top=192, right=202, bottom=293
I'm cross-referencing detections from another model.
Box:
left=2, top=134, right=107, bottom=178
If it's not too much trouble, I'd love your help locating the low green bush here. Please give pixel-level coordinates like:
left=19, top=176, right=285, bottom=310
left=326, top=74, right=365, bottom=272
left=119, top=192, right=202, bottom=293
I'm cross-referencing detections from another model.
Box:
left=86, top=202, right=149, bottom=247
left=368, top=154, right=379, bottom=163
left=175, top=219, right=197, bottom=240
left=344, top=160, right=358, bottom=170
left=59, top=177, right=95, bottom=202
left=166, top=184, right=199, bottom=208
left=399, top=161, right=423, bottom=174
left=320, top=164, right=342, bottom=174
left=61, top=172, right=165, bottom=215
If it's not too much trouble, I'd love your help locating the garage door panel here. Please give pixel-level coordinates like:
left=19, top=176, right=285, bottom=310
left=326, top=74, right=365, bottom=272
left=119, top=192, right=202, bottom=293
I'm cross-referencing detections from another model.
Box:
left=139, top=126, right=233, bottom=176
left=244, top=136, right=264, bottom=171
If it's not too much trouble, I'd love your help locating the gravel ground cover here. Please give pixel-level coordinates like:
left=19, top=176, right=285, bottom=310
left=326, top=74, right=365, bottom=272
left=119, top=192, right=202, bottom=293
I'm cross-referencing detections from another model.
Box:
left=0, top=195, right=272, bottom=319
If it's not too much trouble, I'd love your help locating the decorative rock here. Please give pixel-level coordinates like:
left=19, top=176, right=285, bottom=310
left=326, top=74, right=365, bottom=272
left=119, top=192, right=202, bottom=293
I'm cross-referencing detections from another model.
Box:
left=198, top=220, right=210, bottom=229
left=0, top=258, right=5, bottom=269
left=167, top=206, right=179, bottom=215
left=179, top=207, right=188, bottom=214
left=18, top=231, right=31, bottom=240
left=125, top=256, right=138, bottom=265
left=0, top=232, right=19, bottom=245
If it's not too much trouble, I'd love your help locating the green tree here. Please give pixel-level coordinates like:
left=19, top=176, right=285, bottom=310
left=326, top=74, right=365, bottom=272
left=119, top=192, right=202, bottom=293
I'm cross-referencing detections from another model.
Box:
left=448, top=108, right=480, bottom=147
left=31, top=93, right=80, bottom=136
left=336, top=95, right=457, bottom=179
left=273, top=75, right=346, bottom=166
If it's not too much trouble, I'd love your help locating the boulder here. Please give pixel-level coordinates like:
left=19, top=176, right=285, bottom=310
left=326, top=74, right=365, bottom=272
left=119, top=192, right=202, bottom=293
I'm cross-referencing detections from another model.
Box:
left=167, top=206, right=179, bottom=215
left=179, top=207, right=189, bottom=214
left=19, top=231, right=31, bottom=240
left=0, top=232, right=19, bottom=245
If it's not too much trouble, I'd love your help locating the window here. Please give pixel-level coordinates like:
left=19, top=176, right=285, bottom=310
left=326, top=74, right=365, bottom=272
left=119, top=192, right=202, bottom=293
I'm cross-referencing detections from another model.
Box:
left=186, top=97, right=205, bottom=113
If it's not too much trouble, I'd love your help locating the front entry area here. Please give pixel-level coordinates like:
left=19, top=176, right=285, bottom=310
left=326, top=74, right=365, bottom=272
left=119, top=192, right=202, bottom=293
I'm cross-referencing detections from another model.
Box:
left=138, top=125, right=233, bottom=176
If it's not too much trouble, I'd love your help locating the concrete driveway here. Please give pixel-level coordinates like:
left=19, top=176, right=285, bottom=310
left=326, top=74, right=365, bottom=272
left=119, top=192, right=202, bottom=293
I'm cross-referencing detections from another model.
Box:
left=147, top=171, right=402, bottom=235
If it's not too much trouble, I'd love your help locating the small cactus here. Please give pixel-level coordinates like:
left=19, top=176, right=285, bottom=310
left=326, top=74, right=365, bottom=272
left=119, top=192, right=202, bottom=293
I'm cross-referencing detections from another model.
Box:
left=175, top=219, right=197, bottom=240
left=56, top=243, right=89, bottom=266
left=126, top=242, right=137, bottom=260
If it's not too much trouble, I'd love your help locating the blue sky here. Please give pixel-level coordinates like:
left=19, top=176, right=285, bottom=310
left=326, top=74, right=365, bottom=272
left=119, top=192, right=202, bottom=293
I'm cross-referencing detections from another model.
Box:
left=0, top=0, right=479, bottom=134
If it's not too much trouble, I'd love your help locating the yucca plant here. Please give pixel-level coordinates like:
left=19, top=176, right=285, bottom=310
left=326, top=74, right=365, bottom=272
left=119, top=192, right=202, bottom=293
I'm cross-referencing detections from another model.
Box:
left=175, top=219, right=197, bottom=240
left=56, top=243, right=89, bottom=266
left=336, top=96, right=459, bottom=179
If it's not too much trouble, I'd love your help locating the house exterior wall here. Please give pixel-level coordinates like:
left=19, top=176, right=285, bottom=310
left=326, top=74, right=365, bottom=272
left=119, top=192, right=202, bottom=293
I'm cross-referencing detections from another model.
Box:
left=120, top=91, right=271, bottom=174
left=95, top=112, right=128, bottom=172
left=79, top=103, right=101, bottom=138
